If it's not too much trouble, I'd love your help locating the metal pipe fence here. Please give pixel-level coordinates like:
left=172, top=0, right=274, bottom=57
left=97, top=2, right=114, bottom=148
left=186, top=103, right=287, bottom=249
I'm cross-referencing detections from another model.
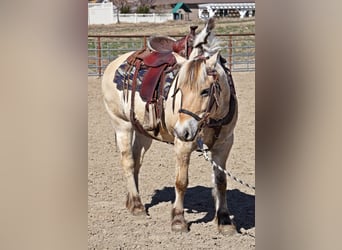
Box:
left=88, top=33, right=255, bottom=76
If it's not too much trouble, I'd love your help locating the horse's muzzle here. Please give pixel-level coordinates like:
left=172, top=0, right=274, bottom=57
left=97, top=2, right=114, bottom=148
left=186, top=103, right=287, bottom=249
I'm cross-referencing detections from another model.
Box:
left=173, top=118, right=199, bottom=142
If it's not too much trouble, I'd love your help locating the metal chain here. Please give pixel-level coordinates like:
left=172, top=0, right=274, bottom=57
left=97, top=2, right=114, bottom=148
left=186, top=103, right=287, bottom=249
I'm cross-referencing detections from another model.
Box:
left=197, top=138, right=255, bottom=191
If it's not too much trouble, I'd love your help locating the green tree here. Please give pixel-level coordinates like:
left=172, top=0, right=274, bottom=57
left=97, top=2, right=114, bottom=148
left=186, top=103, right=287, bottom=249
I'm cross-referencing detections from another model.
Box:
left=136, top=5, right=149, bottom=14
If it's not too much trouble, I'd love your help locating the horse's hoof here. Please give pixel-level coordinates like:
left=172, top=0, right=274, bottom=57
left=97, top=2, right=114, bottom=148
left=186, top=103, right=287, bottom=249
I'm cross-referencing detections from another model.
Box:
left=126, top=194, right=145, bottom=216
left=218, top=224, right=237, bottom=236
left=131, top=204, right=146, bottom=216
left=171, top=219, right=189, bottom=232
left=171, top=208, right=189, bottom=232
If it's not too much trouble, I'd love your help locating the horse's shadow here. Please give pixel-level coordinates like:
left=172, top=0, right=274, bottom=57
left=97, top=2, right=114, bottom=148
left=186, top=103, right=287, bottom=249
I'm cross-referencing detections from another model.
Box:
left=145, top=185, right=255, bottom=231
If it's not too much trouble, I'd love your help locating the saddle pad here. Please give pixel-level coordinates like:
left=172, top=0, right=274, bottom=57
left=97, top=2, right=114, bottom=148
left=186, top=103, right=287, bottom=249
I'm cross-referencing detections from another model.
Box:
left=113, top=61, right=176, bottom=100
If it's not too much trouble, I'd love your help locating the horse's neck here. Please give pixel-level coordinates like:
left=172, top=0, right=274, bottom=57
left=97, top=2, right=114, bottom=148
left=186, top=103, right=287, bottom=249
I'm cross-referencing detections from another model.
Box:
left=164, top=81, right=180, bottom=127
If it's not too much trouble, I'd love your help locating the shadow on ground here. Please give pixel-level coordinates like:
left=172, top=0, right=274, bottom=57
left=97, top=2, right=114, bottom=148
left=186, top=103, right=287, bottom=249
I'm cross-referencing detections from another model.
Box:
left=145, top=185, right=255, bottom=231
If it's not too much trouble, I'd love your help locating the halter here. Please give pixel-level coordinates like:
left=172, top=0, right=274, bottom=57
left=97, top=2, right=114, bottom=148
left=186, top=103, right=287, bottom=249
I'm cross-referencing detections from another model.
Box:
left=178, top=73, right=221, bottom=128
left=173, top=68, right=236, bottom=140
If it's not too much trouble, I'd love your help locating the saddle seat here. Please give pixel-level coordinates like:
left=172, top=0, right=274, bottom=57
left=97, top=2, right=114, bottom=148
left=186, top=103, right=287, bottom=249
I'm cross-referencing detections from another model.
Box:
left=148, top=25, right=198, bottom=57
left=147, top=36, right=176, bottom=53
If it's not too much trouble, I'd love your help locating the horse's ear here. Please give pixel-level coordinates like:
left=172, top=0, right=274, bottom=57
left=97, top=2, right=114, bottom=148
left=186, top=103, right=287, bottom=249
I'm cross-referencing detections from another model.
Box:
left=206, top=51, right=220, bottom=68
left=173, top=52, right=187, bottom=65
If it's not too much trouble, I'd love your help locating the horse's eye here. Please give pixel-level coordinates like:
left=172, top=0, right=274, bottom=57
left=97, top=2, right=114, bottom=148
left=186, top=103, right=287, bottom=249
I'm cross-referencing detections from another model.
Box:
left=200, top=88, right=210, bottom=97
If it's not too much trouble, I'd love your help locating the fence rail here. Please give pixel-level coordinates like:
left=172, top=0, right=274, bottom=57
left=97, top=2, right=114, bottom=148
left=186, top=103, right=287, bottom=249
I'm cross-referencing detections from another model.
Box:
left=88, top=33, right=255, bottom=76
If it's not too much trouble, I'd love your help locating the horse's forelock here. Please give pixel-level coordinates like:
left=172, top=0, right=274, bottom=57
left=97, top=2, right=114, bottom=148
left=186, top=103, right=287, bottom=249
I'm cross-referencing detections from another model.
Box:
left=178, top=58, right=207, bottom=90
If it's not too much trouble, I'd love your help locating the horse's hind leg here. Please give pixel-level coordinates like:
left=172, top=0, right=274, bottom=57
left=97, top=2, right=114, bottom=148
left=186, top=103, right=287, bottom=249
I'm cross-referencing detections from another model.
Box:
left=131, top=132, right=152, bottom=205
left=115, top=127, right=152, bottom=215
left=211, top=135, right=237, bottom=235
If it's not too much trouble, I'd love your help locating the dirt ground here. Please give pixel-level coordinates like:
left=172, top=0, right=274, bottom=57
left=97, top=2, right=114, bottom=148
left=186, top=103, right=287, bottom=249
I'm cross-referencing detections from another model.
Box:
left=88, top=70, right=255, bottom=249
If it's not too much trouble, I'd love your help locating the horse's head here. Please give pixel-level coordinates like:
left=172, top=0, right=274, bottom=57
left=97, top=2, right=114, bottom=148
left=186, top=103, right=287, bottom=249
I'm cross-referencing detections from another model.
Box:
left=171, top=18, right=235, bottom=142
left=172, top=50, right=233, bottom=142
left=170, top=18, right=236, bottom=142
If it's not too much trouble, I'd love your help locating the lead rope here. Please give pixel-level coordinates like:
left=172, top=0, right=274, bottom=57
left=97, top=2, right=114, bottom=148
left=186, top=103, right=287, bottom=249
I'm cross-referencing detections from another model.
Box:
left=197, top=138, right=255, bottom=191
left=197, top=137, right=255, bottom=238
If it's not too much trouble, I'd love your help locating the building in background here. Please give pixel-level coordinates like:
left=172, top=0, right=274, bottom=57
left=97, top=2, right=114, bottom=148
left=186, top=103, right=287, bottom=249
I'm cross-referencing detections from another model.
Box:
left=153, top=0, right=255, bottom=20
left=172, top=2, right=192, bottom=20
left=88, top=0, right=255, bottom=25
left=198, top=2, right=255, bottom=19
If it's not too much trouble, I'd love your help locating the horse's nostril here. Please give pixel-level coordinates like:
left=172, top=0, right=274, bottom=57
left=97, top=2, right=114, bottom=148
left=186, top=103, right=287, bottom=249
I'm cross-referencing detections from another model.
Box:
left=184, top=130, right=190, bottom=140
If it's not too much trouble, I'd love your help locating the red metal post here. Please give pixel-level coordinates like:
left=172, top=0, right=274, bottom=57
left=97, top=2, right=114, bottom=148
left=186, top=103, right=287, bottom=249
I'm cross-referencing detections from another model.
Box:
left=143, top=36, right=147, bottom=49
left=228, top=35, right=232, bottom=70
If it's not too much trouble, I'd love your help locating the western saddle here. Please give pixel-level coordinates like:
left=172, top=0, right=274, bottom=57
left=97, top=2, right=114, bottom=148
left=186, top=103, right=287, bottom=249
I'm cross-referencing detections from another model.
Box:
left=124, top=26, right=198, bottom=138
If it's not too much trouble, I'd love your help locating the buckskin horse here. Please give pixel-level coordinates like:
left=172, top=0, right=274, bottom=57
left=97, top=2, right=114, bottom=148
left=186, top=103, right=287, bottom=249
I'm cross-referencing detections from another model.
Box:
left=102, top=18, right=238, bottom=234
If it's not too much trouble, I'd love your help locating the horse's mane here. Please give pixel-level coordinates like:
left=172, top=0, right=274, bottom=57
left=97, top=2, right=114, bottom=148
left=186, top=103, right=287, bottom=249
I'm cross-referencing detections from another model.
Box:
left=190, top=18, right=223, bottom=59
left=178, top=18, right=223, bottom=91
left=178, top=58, right=207, bottom=91
left=202, top=34, right=222, bottom=58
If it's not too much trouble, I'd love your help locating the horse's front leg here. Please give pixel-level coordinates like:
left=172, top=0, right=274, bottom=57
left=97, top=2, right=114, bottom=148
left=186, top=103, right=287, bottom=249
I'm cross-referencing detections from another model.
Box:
left=211, top=134, right=237, bottom=235
left=171, top=139, right=193, bottom=232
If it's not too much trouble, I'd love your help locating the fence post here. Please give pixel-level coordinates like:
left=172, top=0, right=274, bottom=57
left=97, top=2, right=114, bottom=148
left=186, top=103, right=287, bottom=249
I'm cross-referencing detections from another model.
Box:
left=143, top=36, right=147, bottom=49
left=228, top=35, right=232, bottom=70
left=97, top=36, right=102, bottom=77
